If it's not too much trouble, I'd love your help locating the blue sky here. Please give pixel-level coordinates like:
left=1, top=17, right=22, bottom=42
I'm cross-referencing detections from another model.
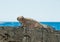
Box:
left=0, top=0, right=60, bottom=22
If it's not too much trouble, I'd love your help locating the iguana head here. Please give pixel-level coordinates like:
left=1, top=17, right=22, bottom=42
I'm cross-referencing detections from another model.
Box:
left=17, top=16, right=24, bottom=22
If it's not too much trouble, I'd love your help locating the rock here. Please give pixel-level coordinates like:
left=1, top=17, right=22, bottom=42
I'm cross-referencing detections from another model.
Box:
left=0, top=26, right=59, bottom=42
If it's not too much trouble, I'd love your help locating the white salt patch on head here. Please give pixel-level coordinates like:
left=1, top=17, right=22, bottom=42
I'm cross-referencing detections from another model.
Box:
left=18, top=16, right=24, bottom=18
left=17, top=16, right=24, bottom=21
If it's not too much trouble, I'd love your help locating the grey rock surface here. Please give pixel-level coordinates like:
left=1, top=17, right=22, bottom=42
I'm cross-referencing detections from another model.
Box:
left=0, top=26, right=60, bottom=42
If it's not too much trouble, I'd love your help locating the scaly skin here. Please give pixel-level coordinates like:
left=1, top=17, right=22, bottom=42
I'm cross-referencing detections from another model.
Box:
left=17, top=16, right=43, bottom=28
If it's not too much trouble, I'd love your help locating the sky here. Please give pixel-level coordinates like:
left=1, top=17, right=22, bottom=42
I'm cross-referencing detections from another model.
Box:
left=0, top=0, right=60, bottom=22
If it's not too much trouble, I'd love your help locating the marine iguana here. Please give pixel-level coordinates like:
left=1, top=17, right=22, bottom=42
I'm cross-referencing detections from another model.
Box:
left=17, top=16, right=43, bottom=28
